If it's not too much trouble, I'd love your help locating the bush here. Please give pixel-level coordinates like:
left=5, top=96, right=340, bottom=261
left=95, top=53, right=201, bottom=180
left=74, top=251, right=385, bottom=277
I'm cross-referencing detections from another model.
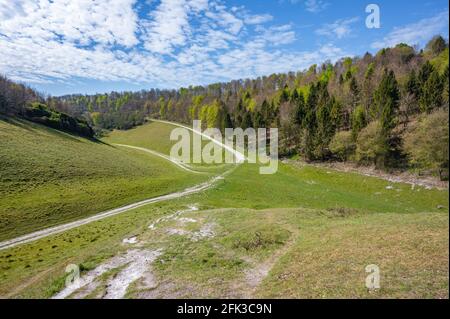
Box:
left=355, top=121, right=388, bottom=167
left=329, top=131, right=355, bottom=161
left=403, top=108, right=449, bottom=179
left=24, top=102, right=94, bottom=138
left=25, top=102, right=51, bottom=117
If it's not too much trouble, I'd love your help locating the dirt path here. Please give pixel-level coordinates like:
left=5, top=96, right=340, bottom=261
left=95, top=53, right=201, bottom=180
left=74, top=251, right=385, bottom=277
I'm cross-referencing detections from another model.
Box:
left=0, top=120, right=245, bottom=251
left=113, top=143, right=205, bottom=174
left=151, top=119, right=246, bottom=163
left=52, top=205, right=204, bottom=299
left=0, top=174, right=228, bottom=251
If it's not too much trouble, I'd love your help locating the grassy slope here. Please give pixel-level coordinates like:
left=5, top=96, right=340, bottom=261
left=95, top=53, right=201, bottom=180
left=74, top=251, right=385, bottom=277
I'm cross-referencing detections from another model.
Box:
left=257, top=209, right=448, bottom=298
left=103, top=121, right=177, bottom=156
left=103, top=120, right=234, bottom=170
left=196, top=162, right=448, bottom=213
left=0, top=118, right=207, bottom=240
left=142, top=208, right=448, bottom=298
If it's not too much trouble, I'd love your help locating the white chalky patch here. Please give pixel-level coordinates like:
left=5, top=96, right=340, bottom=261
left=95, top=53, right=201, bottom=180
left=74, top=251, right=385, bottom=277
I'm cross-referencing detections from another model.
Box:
left=103, top=249, right=162, bottom=299
left=191, top=223, right=215, bottom=241
left=122, top=236, right=138, bottom=244
left=52, top=249, right=162, bottom=299
left=166, top=228, right=190, bottom=236
left=176, top=217, right=197, bottom=224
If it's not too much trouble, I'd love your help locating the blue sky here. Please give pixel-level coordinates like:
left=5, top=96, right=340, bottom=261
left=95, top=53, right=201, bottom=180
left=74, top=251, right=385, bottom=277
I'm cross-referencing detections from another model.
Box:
left=0, top=0, right=448, bottom=96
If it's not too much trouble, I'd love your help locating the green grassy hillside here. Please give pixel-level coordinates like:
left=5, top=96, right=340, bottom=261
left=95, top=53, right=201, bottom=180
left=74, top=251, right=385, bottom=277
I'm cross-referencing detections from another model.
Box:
left=103, top=120, right=234, bottom=169
left=103, top=121, right=178, bottom=156
left=0, top=118, right=207, bottom=240
left=195, top=162, right=448, bottom=213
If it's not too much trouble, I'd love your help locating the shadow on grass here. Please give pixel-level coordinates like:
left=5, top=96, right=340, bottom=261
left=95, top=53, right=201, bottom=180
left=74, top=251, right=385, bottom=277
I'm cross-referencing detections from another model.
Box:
left=0, top=115, right=107, bottom=145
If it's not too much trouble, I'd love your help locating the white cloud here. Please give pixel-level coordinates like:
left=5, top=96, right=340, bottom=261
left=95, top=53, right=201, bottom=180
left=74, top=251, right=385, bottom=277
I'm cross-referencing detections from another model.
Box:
left=371, top=11, right=449, bottom=49
left=244, top=13, right=273, bottom=25
left=142, top=0, right=191, bottom=54
left=304, top=0, right=329, bottom=13
left=0, top=0, right=26, bottom=20
left=316, top=17, right=359, bottom=39
left=205, top=5, right=244, bottom=35
left=0, top=0, right=139, bottom=47
left=0, top=0, right=350, bottom=92
left=255, top=24, right=297, bottom=46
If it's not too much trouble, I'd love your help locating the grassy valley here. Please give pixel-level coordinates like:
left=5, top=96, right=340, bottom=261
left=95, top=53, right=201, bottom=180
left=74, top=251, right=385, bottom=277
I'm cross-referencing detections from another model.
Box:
left=0, top=124, right=447, bottom=297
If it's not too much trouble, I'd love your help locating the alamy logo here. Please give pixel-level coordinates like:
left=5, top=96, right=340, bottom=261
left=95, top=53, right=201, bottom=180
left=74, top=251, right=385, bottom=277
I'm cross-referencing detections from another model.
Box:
left=169, top=120, right=279, bottom=174
left=365, top=264, right=380, bottom=289
left=65, top=264, right=80, bottom=289
left=366, top=4, right=381, bottom=29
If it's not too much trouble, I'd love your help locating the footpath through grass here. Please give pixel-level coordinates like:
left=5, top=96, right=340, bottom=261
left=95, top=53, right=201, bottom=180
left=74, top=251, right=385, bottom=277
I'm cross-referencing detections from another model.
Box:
left=0, top=118, right=207, bottom=240
left=103, top=120, right=235, bottom=172
left=0, top=123, right=447, bottom=298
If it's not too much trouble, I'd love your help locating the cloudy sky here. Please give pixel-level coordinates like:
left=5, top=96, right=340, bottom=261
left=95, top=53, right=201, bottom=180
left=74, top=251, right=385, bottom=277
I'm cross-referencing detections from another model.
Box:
left=0, top=0, right=448, bottom=95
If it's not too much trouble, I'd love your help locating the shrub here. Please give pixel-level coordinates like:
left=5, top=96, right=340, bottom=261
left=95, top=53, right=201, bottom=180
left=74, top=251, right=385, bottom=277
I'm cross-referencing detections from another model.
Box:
left=25, top=102, right=51, bottom=117
left=24, top=102, right=94, bottom=138
left=355, top=121, right=388, bottom=167
left=329, top=131, right=355, bottom=161
left=403, top=108, right=449, bottom=179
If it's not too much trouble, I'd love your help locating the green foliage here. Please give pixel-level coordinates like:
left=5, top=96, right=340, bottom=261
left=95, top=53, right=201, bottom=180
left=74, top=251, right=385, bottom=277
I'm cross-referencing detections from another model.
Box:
left=394, top=43, right=415, bottom=63
left=314, top=83, right=336, bottom=159
left=205, top=100, right=221, bottom=128
left=292, top=92, right=306, bottom=126
left=329, top=130, right=355, bottom=161
left=2, top=35, right=448, bottom=172
left=222, top=112, right=233, bottom=130
left=419, top=70, right=444, bottom=112
left=243, top=91, right=257, bottom=111
left=343, top=57, right=353, bottom=69
left=351, top=105, right=366, bottom=139
left=275, top=85, right=290, bottom=105
left=365, top=63, right=375, bottom=79
left=355, top=121, right=387, bottom=166
left=406, top=70, right=419, bottom=97
left=296, top=85, right=310, bottom=100
left=425, top=35, right=448, bottom=56
left=418, top=61, right=434, bottom=87
left=373, top=69, right=400, bottom=132
left=158, top=97, right=166, bottom=119
left=241, top=112, right=253, bottom=130
left=319, top=64, right=333, bottom=83
left=349, top=76, right=360, bottom=108
left=443, top=65, right=449, bottom=104
left=189, top=95, right=205, bottom=120
left=24, top=102, right=94, bottom=138
left=403, top=109, right=449, bottom=178
left=430, top=48, right=449, bottom=74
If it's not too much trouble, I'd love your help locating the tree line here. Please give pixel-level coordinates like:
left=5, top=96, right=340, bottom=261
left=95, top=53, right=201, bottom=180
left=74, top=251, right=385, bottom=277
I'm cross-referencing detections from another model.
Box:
left=0, top=76, right=94, bottom=138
